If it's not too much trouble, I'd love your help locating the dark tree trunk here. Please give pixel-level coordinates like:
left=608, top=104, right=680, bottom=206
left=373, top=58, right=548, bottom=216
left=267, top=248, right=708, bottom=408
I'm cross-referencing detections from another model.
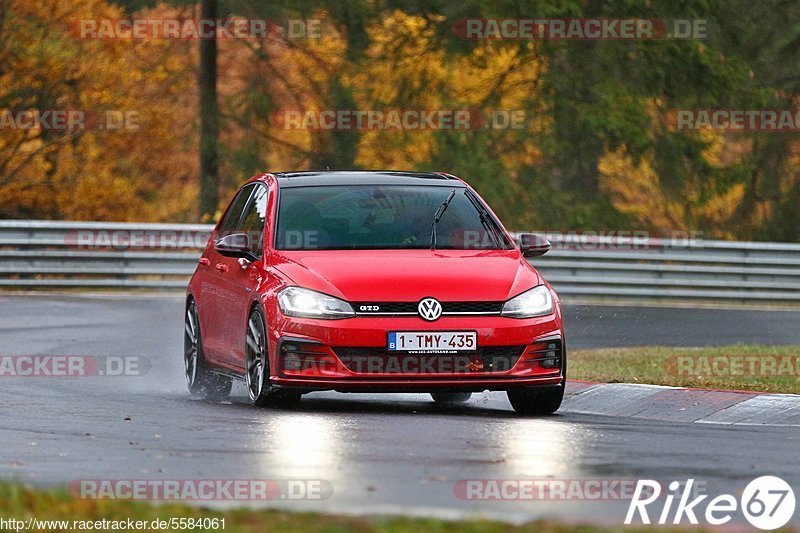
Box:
left=199, top=0, right=219, bottom=219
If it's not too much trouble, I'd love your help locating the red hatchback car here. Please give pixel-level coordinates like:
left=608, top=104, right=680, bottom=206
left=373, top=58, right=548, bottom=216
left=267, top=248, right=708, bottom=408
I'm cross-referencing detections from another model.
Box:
left=185, top=171, right=566, bottom=414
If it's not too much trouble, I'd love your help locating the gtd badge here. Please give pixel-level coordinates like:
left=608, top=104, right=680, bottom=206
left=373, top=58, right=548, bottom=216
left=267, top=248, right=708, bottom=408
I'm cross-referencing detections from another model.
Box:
left=418, top=298, right=443, bottom=321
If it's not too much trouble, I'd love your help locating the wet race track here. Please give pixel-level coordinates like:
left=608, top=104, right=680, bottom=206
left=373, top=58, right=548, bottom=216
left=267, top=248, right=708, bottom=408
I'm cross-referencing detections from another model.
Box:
left=0, top=294, right=799, bottom=526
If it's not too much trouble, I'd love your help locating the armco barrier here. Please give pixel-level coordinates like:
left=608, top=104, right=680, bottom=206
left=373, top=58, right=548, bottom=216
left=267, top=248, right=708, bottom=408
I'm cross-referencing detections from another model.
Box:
left=1, top=220, right=799, bottom=302
left=0, top=220, right=209, bottom=290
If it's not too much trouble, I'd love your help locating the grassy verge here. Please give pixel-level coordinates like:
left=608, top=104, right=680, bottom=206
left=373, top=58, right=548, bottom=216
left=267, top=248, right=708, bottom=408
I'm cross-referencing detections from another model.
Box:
left=570, top=344, right=800, bottom=394
left=0, top=482, right=725, bottom=533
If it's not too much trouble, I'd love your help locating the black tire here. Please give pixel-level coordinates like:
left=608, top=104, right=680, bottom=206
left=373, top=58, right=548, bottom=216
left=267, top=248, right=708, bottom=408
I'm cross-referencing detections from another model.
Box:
left=507, top=384, right=564, bottom=415
left=430, top=392, right=472, bottom=404
left=184, top=299, right=233, bottom=400
left=245, top=307, right=302, bottom=408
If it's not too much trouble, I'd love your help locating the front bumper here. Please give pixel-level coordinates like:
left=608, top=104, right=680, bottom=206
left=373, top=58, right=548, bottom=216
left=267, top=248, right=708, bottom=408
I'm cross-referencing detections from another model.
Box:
left=268, top=311, right=565, bottom=392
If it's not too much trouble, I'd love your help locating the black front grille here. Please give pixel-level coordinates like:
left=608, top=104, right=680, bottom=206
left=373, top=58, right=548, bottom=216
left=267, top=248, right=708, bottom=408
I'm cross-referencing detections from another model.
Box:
left=445, top=301, right=504, bottom=313
left=332, top=345, right=525, bottom=374
left=353, top=302, right=417, bottom=314
left=352, top=301, right=503, bottom=315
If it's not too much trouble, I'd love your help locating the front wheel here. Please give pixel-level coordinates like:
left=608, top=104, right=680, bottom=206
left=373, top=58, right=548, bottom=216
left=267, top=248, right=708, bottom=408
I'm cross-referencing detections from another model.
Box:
left=245, top=307, right=302, bottom=408
left=184, top=300, right=232, bottom=400
left=507, top=385, right=564, bottom=415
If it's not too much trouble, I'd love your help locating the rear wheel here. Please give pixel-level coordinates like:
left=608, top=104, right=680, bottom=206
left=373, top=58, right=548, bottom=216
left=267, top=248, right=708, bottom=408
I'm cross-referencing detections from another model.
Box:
left=507, top=384, right=564, bottom=415
left=184, top=300, right=232, bottom=399
left=245, top=307, right=302, bottom=408
left=430, top=392, right=472, bottom=404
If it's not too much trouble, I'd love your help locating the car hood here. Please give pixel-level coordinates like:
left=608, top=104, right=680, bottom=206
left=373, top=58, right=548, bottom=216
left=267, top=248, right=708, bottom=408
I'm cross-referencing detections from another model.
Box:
left=271, top=249, right=541, bottom=302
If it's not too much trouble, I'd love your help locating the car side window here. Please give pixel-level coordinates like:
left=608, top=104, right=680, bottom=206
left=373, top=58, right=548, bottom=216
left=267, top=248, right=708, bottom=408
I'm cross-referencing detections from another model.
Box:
left=239, top=185, right=269, bottom=257
left=217, top=185, right=254, bottom=237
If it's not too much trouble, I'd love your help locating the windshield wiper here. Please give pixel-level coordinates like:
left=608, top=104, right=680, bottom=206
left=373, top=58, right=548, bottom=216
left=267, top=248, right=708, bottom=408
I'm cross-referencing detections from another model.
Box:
left=464, top=190, right=504, bottom=248
left=430, top=189, right=457, bottom=250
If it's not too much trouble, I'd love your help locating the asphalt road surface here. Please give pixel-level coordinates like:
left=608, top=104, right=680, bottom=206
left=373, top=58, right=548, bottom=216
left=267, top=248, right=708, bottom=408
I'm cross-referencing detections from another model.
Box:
left=0, top=294, right=798, bottom=527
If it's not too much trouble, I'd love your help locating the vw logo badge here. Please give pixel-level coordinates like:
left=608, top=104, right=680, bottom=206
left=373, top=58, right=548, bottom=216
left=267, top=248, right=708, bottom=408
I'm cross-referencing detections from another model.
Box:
left=418, top=297, right=443, bottom=321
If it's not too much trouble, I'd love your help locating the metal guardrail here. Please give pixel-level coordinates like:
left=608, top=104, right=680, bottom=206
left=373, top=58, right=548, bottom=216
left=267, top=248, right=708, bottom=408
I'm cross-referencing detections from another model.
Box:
left=0, top=220, right=210, bottom=290
left=1, top=220, right=800, bottom=302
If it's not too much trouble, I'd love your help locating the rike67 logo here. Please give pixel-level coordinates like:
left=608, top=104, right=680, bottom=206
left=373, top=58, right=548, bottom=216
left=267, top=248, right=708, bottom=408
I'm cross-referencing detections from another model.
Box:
left=626, top=476, right=795, bottom=530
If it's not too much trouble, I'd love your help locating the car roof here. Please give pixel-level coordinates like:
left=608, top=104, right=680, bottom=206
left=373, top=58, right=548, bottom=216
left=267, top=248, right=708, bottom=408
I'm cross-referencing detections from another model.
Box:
left=271, top=170, right=465, bottom=188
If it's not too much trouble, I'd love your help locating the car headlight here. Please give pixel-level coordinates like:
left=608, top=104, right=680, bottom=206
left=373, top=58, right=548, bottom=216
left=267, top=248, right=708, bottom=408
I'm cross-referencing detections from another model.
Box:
left=277, top=287, right=355, bottom=319
left=501, top=285, right=554, bottom=318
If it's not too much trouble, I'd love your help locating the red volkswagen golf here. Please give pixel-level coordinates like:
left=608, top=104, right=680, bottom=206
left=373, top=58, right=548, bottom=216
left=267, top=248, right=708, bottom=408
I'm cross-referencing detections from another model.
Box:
left=185, top=171, right=565, bottom=414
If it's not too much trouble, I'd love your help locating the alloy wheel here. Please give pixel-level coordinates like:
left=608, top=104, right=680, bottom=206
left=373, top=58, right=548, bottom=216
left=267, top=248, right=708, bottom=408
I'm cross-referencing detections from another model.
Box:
left=245, top=311, right=267, bottom=401
left=184, top=303, right=199, bottom=388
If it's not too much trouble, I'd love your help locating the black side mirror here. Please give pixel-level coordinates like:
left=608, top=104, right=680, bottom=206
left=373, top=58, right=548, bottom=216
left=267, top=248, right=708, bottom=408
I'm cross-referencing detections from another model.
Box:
left=214, top=233, right=257, bottom=261
left=518, top=233, right=551, bottom=258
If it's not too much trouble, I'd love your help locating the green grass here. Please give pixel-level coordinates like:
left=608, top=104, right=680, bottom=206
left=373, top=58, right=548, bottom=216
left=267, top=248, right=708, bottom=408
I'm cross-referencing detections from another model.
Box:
left=570, top=344, right=800, bottom=394
left=0, top=482, right=726, bottom=533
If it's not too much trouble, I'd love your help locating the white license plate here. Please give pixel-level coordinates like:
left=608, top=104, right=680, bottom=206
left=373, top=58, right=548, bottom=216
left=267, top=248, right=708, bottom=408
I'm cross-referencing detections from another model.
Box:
left=388, top=331, right=477, bottom=352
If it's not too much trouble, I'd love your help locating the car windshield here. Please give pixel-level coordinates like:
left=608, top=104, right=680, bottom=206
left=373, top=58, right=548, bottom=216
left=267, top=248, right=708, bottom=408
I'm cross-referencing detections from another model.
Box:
left=275, top=185, right=515, bottom=250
